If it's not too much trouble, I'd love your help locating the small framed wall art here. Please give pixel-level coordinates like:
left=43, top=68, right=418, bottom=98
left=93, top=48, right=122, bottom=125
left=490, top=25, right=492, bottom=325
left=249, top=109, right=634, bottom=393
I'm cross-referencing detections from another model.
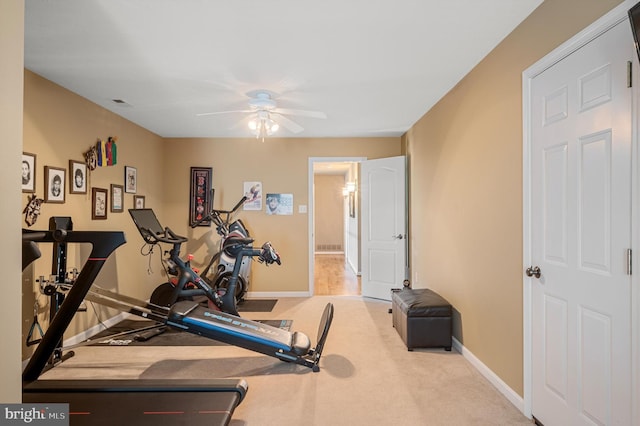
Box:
left=69, top=160, right=87, bottom=194
left=189, top=167, right=212, bottom=226
left=110, top=184, right=124, bottom=213
left=243, top=181, right=262, bottom=211
left=125, top=166, right=137, bottom=194
left=92, top=187, right=108, bottom=220
left=265, top=193, right=293, bottom=215
left=44, top=166, right=66, bottom=203
left=134, top=195, right=146, bottom=209
left=22, top=152, right=36, bottom=193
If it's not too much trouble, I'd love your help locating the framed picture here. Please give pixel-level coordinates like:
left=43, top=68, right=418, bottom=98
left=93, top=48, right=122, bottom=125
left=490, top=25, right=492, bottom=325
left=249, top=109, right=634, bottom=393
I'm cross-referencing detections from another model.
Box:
left=266, top=193, right=293, bottom=216
left=189, top=167, right=212, bottom=226
left=91, top=187, right=108, bottom=220
left=243, top=181, right=262, bottom=211
left=110, top=184, right=124, bottom=213
left=125, top=166, right=137, bottom=194
left=22, top=152, right=36, bottom=193
left=44, top=166, right=66, bottom=203
left=134, top=195, right=146, bottom=209
left=69, top=160, right=87, bottom=194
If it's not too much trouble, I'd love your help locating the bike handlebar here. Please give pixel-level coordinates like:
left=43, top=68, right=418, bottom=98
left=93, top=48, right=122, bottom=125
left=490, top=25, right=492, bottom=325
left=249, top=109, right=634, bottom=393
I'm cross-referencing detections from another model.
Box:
left=189, top=212, right=216, bottom=228
left=189, top=196, right=248, bottom=228
left=230, top=196, right=248, bottom=213
left=140, top=226, right=188, bottom=245
left=260, top=241, right=281, bottom=265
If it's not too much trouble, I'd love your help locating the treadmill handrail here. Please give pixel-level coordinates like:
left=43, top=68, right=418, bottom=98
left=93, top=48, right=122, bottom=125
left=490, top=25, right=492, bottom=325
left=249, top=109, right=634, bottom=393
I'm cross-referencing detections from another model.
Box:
left=22, top=229, right=126, bottom=383
left=24, top=378, right=248, bottom=401
left=22, top=229, right=126, bottom=262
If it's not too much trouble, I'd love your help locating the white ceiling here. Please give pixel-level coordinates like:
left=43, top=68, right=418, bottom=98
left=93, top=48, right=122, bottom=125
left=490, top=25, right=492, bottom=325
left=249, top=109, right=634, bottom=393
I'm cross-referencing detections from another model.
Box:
left=24, top=0, right=542, bottom=139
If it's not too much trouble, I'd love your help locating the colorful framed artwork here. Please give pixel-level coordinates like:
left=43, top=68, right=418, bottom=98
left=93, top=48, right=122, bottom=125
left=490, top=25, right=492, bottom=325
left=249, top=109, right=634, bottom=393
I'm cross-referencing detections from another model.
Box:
left=189, top=167, right=212, bottom=226
left=243, top=181, right=262, bottom=211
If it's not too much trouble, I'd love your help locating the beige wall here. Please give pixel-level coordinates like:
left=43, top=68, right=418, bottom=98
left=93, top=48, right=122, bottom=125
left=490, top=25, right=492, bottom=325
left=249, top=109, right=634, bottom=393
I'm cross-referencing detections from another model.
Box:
left=405, top=0, right=623, bottom=396
left=315, top=174, right=346, bottom=251
left=22, top=71, right=166, bottom=359
left=162, top=138, right=400, bottom=293
left=2, top=0, right=25, bottom=403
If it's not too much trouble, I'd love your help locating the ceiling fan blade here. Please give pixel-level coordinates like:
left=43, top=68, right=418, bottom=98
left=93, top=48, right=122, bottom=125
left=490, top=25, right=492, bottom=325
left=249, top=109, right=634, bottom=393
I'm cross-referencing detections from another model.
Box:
left=196, top=109, right=252, bottom=117
left=273, top=107, right=327, bottom=119
left=272, top=114, right=304, bottom=134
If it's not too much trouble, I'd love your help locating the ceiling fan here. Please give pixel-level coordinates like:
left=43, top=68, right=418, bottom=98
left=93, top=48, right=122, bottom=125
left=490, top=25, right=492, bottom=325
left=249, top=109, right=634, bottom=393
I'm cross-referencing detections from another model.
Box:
left=196, top=90, right=327, bottom=139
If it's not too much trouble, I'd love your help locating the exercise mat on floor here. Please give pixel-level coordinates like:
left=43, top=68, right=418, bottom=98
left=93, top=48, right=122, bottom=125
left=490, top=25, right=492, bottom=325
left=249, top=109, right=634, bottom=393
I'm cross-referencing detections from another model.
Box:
left=87, top=318, right=292, bottom=347
left=237, top=299, right=278, bottom=312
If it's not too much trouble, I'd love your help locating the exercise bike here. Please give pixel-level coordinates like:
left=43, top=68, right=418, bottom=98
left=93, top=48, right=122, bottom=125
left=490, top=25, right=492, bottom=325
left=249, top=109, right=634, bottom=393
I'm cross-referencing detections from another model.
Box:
left=190, top=196, right=252, bottom=304
left=125, top=209, right=333, bottom=371
left=135, top=208, right=278, bottom=315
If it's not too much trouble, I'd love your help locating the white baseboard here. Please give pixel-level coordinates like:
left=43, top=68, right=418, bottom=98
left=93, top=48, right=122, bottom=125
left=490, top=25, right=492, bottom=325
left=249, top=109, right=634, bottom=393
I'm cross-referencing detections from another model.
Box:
left=63, top=312, right=131, bottom=347
left=246, top=291, right=311, bottom=299
left=22, top=311, right=131, bottom=370
left=452, top=336, right=525, bottom=415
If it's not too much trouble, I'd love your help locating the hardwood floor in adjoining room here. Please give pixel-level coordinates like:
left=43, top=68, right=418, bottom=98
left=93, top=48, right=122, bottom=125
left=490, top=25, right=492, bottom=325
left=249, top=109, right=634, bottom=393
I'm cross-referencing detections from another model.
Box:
left=314, top=254, right=360, bottom=296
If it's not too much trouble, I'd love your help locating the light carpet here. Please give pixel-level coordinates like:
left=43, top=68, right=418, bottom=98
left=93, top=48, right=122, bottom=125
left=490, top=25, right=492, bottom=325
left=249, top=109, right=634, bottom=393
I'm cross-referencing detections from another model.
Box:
left=38, top=296, right=530, bottom=425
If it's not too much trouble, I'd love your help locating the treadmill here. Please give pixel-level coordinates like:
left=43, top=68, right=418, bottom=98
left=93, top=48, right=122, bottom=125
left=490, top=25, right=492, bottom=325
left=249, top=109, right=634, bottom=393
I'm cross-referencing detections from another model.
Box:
left=22, top=227, right=247, bottom=426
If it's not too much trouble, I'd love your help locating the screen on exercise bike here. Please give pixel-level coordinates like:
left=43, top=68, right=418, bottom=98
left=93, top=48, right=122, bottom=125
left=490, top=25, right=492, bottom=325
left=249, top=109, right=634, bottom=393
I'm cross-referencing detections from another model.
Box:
left=129, top=208, right=164, bottom=239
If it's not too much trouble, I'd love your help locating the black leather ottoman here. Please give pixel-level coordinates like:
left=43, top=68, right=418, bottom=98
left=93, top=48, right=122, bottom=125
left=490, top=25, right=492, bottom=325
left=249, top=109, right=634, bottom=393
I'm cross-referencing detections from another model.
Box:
left=391, top=288, right=452, bottom=351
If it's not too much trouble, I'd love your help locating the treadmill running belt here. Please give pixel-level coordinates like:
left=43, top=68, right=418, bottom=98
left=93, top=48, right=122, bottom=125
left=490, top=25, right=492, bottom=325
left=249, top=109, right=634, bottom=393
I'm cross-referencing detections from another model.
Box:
left=23, top=379, right=247, bottom=426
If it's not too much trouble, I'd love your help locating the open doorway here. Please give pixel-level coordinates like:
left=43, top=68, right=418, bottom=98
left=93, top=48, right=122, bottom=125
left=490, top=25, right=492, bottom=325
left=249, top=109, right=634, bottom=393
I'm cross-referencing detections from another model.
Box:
left=308, top=157, right=365, bottom=296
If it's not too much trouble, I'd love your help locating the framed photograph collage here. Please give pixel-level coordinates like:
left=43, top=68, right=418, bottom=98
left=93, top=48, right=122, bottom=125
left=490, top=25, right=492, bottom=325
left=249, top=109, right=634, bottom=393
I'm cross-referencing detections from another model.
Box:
left=22, top=153, right=146, bottom=221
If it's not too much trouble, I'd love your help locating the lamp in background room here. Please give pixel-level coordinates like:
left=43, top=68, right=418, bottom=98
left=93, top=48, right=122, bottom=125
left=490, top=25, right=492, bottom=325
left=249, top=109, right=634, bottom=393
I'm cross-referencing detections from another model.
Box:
left=342, top=181, right=356, bottom=197
left=248, top=110, right=279, bottom=142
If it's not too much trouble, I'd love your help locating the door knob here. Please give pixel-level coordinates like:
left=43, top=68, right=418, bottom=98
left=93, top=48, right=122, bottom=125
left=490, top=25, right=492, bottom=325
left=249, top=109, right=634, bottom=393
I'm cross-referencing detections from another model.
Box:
left=525, top=266, right=541, bottom=279
left=393, top=234, right=404, bottom=240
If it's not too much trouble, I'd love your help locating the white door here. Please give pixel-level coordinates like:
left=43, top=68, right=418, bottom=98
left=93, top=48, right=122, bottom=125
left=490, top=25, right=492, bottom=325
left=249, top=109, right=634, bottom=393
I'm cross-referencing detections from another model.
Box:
left=361, top=156, right=406, bottom=300
left=529, top=21, right=632, bottom=425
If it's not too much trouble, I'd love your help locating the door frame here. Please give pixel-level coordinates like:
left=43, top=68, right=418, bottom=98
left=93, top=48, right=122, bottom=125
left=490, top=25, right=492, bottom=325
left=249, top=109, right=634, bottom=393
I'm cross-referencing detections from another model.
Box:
left=308, top=157, right=366, bottom=295
left=522, top=1, right=639, bottom=421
